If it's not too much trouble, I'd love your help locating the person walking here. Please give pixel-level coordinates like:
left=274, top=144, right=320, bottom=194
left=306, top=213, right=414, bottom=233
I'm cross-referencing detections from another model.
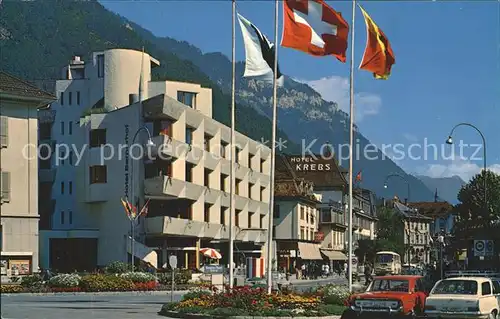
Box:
left=364, top=262, right=373, bottom=286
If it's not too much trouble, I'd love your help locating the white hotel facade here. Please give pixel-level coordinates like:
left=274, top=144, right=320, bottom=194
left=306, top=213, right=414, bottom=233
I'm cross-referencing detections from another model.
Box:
left=38, top=49, right=271, bottom=271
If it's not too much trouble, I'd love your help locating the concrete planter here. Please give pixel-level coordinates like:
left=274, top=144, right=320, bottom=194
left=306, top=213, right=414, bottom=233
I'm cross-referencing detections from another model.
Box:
left=160, top=310, right=341, bottom=319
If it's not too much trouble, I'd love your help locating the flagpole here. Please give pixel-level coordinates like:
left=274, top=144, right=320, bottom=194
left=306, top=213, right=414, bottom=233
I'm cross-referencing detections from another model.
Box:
left=228, top=0, right=236, bottom=290
left=266, top=0, right=279, bottom=294
left=347, top=0, right=356, bottom=293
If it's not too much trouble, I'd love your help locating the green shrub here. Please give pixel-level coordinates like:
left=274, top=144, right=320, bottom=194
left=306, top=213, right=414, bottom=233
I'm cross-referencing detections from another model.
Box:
left=182, top=288, right=212, bottom=301
left=48, top=274, right=81, bottom=288
left=20, top=274, right=43, bottom=288
left=79, top=274, right=134, bottom=292
left=105, top=261, right=132, bottom=274
left=157, top=269, right=192, bottom=285
left=120, top=272, right=156, bottom=283
left=320, top=284, right=352, bottom=306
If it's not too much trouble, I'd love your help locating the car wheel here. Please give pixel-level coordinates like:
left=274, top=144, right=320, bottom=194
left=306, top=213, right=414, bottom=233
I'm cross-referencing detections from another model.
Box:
left=488, top=311, right=497, bottom=319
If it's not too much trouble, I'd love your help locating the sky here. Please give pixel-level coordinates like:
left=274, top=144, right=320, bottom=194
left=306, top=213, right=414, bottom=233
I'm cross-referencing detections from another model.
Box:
left=101, top=0, right=500, bottom=182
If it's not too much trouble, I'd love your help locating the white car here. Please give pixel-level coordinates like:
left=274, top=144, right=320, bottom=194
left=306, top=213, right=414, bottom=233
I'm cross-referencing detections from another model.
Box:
left=425, top=276, right=500, bottom=319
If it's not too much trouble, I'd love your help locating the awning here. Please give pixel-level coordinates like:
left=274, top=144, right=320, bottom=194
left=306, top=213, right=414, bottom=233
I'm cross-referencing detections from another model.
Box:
left=320, top=249, right=348, bottom=261
left=298, top=242, right=323, bottom=260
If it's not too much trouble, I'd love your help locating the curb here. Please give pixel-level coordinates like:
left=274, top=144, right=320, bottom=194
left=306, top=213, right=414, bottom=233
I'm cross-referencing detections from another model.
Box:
left=1, top=290, right=189, bottom=297
left=159, top=310, right=341, bottom=319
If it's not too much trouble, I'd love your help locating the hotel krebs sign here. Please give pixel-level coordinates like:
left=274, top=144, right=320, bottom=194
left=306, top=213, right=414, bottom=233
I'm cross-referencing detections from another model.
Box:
left=289, top=156, right=332, bottom=172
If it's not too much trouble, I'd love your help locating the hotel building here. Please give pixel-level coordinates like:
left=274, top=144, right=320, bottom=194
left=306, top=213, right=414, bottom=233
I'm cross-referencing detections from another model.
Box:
left=38, top=49, right=271, bottom=271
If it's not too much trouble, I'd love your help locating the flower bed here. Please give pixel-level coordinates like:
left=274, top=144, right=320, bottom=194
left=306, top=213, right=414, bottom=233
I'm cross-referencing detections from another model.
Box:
left=159, top=286, right=347, bottom=318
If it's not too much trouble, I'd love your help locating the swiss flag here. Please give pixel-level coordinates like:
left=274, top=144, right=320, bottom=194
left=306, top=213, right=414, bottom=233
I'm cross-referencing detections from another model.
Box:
left=281, top=0, right=349, bottom=62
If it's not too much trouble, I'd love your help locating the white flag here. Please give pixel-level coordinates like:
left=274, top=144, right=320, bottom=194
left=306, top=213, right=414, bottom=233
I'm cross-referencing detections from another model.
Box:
left=237, top=13, right=284, bottom=86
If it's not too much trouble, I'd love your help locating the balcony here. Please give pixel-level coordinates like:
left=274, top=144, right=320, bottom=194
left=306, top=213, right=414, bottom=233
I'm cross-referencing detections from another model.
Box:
left=320, top=209, right=347, bottom=227
left=145, top=216, right=234, bottom=240
left=39, top=168, right=56, bottom=183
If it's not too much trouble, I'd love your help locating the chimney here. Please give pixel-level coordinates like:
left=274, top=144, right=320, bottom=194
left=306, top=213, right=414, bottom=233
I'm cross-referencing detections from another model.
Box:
left=129, top=94, right=139, bottom=105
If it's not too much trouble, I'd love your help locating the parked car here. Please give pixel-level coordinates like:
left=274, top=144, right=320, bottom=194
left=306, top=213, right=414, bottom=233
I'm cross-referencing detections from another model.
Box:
left=342, top=275, right=428, bottom=318
left=424, top=276, right=500, bottom=319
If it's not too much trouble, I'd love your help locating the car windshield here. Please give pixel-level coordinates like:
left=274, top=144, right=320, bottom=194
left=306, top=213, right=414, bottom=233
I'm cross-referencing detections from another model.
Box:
left=369, top=279, right=409, bottom=292
left=432, top=280, right=478, bottom=295
left=376, top=255, right=394, bottom=263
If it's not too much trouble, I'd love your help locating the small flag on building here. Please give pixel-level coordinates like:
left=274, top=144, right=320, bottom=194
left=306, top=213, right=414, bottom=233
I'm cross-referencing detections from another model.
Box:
left=139, top=199, right=151, bottom=217
left=237, top=13, right=284, bottom=85
left=281, top=0, right=349, bottom=62
left=358, top=5, right=395, bottom=79
left=355, top=170, right=362, bottom=182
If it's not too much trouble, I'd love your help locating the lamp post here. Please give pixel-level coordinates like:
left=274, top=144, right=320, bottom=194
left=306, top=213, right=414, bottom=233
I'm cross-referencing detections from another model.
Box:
left=446, top=123, right=487, bottom=215
left=437, top=234, right=445, bottom=280
left=383, top=173, right=411, bottom=203
left=129, top=125, right=155, bottom=271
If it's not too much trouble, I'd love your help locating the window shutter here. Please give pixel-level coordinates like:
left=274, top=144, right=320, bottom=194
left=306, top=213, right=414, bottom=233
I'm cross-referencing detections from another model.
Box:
left=0, top=116, right=8, bottom=148
left=1, top=171, right=11, bottom=202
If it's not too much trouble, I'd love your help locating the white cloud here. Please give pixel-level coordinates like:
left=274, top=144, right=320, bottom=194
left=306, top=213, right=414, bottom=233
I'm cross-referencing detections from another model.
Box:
left=297, top=76, right=382, bottom=122
left=417, top=158, right=500, bottom=182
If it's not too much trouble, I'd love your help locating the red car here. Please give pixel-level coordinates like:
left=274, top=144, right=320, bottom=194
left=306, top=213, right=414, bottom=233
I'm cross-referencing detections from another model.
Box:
left=343, top=275, right=428, bottom=318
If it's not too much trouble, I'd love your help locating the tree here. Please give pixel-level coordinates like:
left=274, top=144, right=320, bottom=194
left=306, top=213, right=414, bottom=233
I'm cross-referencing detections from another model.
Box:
left=455, top=170, right=500, bottom=224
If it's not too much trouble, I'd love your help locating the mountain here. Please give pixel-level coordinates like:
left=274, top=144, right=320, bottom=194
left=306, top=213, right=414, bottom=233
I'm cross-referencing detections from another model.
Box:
left=416, top=175, right=466, bottom=204
left=0, top=0, right=436, bottom=201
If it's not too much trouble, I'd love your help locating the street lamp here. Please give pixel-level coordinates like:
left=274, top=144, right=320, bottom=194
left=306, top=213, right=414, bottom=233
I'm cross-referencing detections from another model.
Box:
left=129, top=125, right=155, bottom=270
left=446, top=123, right=487, bottom=215
left=383, top=173, right=411, bottom=203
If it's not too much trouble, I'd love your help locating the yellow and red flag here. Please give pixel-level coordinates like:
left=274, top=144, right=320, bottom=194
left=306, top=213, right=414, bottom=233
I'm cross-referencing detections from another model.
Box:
left=121, top=197, right=137, bottom=219
left=358, top=5, right=395, bottom=79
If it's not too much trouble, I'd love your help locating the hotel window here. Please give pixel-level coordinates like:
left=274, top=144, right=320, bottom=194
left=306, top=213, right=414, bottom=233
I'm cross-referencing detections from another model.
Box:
left=260, top=215, right=264, bottom=229
left=76, top=91, right=80, bottom=105
left=69, top=181, right=73, bottom=194
left=220, top=141, right=228, bottom=158
left=235, top=210, right=241, bottom=227
left=153, top=119, right=173, bottom=137
left=220, top=174, right=228, bottom=192
left=69, top=121, right=73, bottom=135
left=89, top=165, right=107, bottom=184
left=273, top=204, right=280, bottom=219
left=220, top=207, right=227, bottom=225
left=248, top=153, right=253, bottom=169
left=260, top=186, right=265, bottom=201
left=272, top=225, right=276, bottom=238
left=69, top=211, right=73, bottom=224
left=248, top=212, right=254, bottom=228
left=60, top=92, right=64, bottom=105
left=204, top=168, right=211, bottom=187
left=235, top=147, right=240, bottom=163
left=60, top=150, right=65, bottom=165
left=204, top=204, right=211, bottom=223
left=69, top=92, right=72, bottom=105
left=60, top=121, right=64, bottom=135
left=260, top=159, right=265, bottom=173
left=185, top=127, right=194, bottom=145
left=204, top=134, right=211, bottom=152
left=97, top=54, right=104, bottom=78
left=300, top=206, right=305, bottom=220
left=61, top=211, right=65, bottom=224
left=300, top=227, right=305, bottom=240
left=310, top=230, right=314, bottom=241
left=60, top=182, right=64, bottom=194
left=185, top=163, right=194, bottom=183
left=248, top=183, right=254, bottom=199
left=89, top=129, right=106, bottom=147
left=177, top=91, right=196, bottom=108
left=235, top=179, right=242, bottom=195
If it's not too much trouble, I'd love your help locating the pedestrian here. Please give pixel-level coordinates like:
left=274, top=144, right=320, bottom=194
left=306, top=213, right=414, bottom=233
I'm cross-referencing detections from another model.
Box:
left=364, top=263, right=372, bottom=286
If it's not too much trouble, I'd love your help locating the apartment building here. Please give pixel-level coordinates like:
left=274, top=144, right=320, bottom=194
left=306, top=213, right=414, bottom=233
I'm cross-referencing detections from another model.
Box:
left=390, top=198, right=433, bottom=265
left=352, top=188, right=378, bottom=242
left=0, top=72, right=56, bottom=276
left=38, top=49, right=271, bottom=271
left=273, top=155, right=323, bottom=273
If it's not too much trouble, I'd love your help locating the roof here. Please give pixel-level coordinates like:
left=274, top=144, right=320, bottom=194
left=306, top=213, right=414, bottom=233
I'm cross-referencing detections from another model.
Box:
left=274, top=154, right=320, bottom=203
left=408, top=201, right=455, bottom=218
left=282, top=152, right=347, bottom=190
left=373, top=275, right=423, bottom=280
left=0, top=71, right=56, bottom=101
left=443, top=277, right=491, bottom=282
left=393, top=201, right=433, bottom=220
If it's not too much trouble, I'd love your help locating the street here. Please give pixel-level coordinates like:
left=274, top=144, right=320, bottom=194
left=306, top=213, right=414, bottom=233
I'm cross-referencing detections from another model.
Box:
left=1, top=277, right=348, bottom=319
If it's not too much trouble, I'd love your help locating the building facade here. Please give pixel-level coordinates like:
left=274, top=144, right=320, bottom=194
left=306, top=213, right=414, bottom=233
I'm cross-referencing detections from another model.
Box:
left=284, top=148, right=349, bottom=268
left=273, top=155, right=323, bottom=273
left=391, top=199, right=433, bottom=265
left=352, top=188, right=378, bottom=243
left=38, top=49, right=271, bottom=271
left=0, top=72, right=56, bottom=276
